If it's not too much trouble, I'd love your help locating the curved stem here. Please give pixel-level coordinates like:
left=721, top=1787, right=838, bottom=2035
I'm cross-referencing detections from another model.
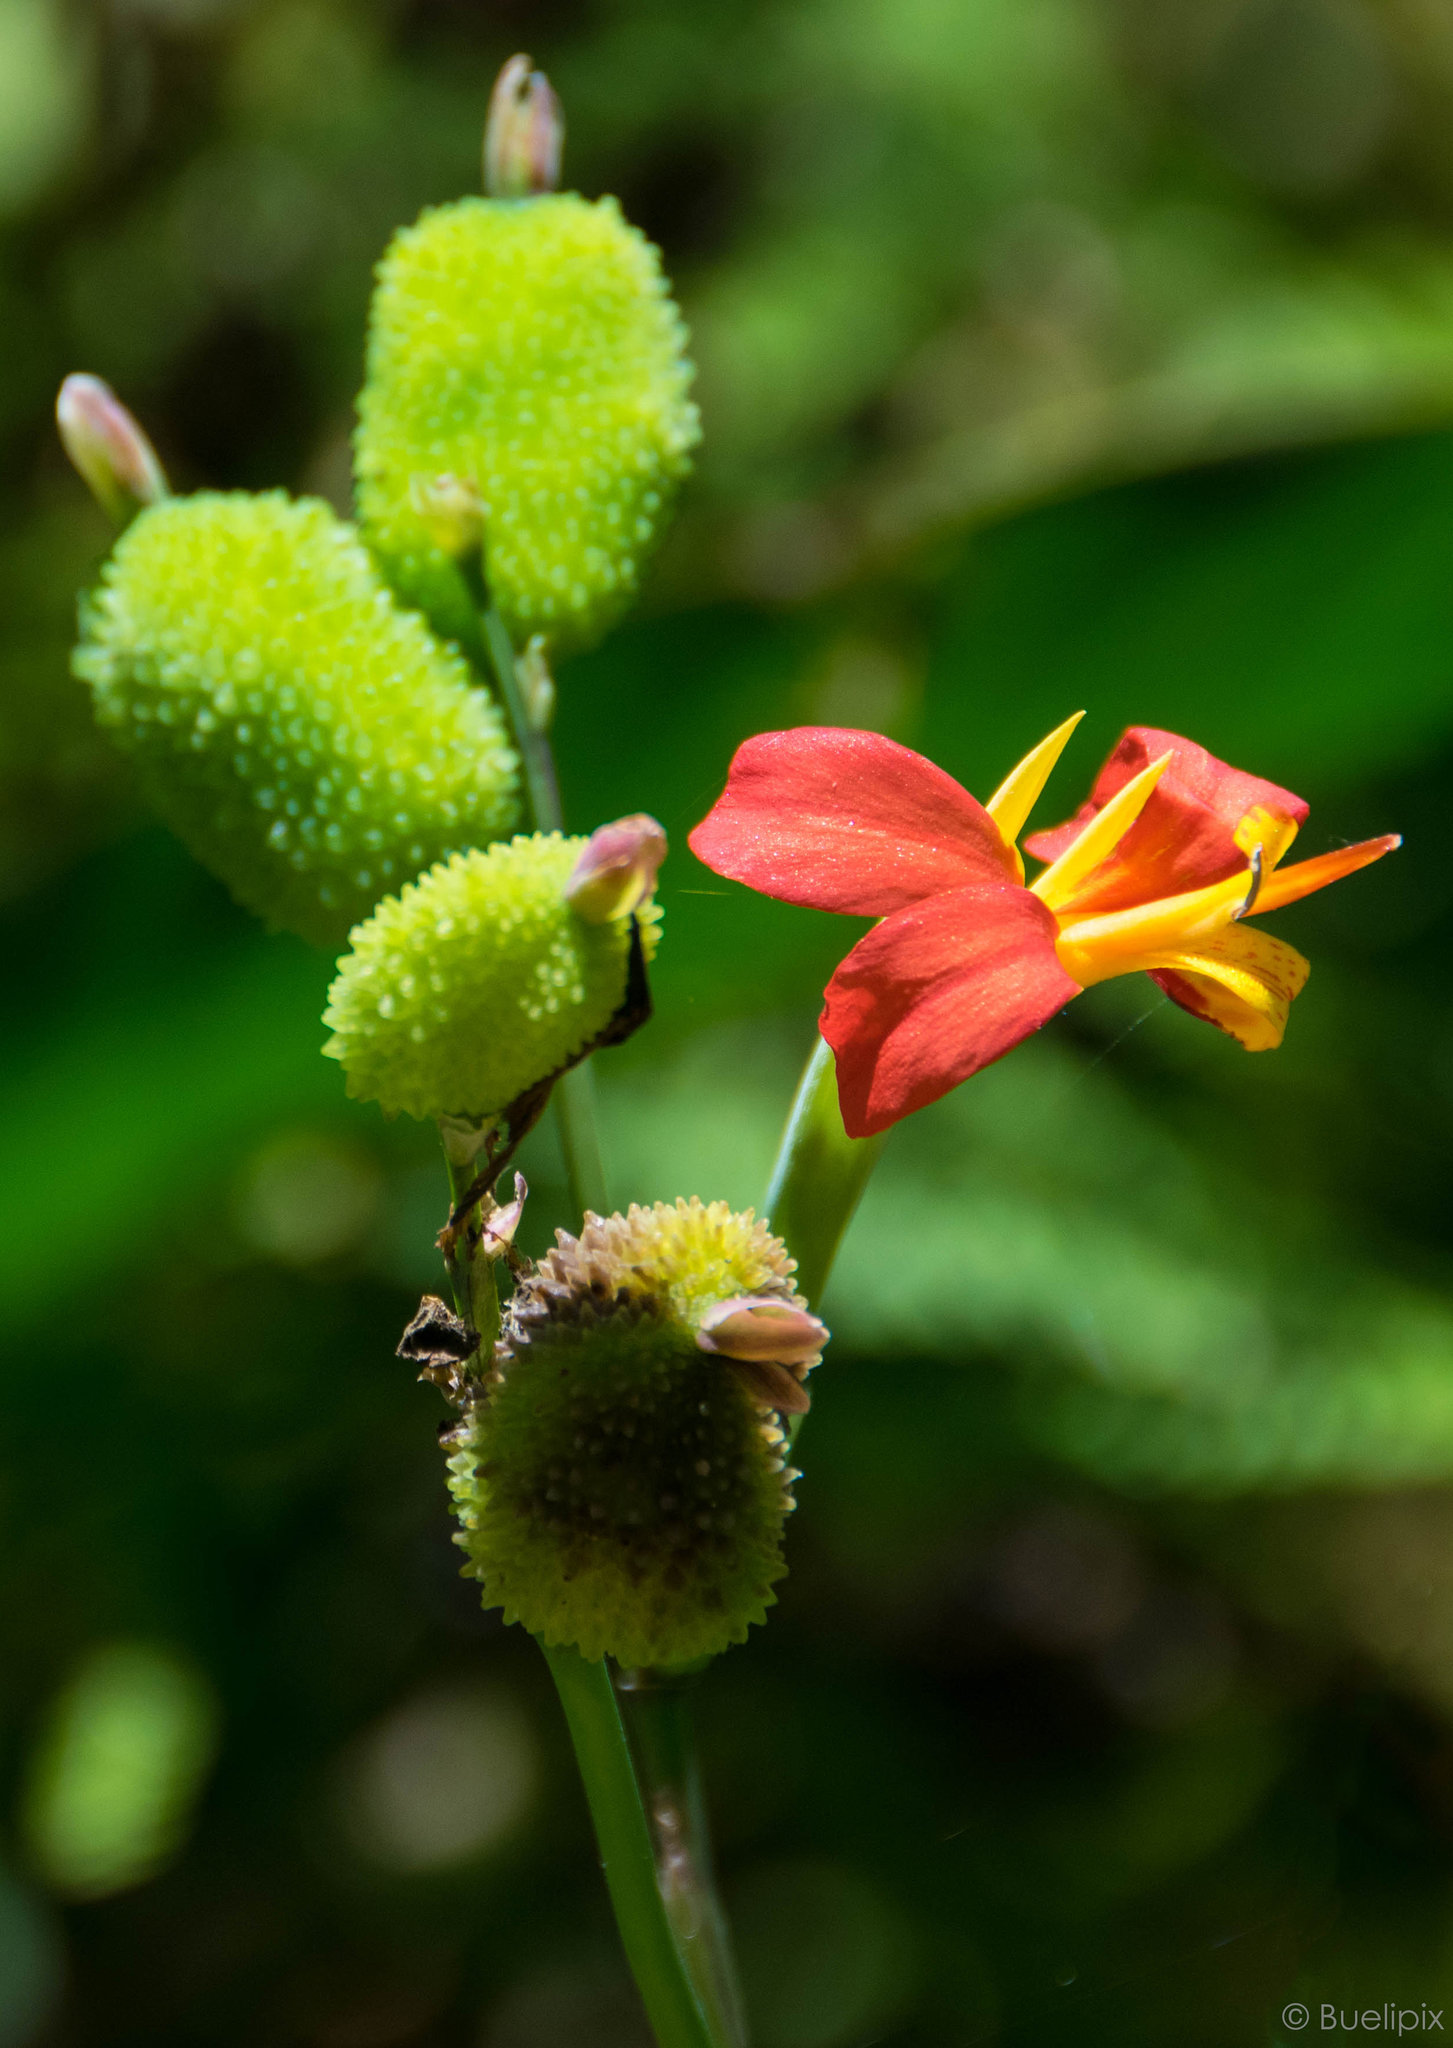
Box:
left=543, top=1644, right=723, bottom=2048
left=763, top=1035, right=883, bottom=1308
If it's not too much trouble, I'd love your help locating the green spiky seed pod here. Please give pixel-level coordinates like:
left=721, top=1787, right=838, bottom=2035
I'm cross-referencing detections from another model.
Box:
left=321, top=833, right=660, bottom=1121
left=447, top=1200, right=824, bottom=1666
left=72, top=492, right=520, bottom=948
left=354, top=193, right=700, bottom=653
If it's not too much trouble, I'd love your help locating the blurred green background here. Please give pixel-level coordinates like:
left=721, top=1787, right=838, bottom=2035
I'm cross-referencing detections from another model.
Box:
left=6, top=0, right=1453, bottom=2041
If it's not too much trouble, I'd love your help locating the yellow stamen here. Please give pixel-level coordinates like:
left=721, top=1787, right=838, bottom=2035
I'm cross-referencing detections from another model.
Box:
left=985, top=712, right=1086, bottom=868
left=1031, top=752, right=1172, bottom=912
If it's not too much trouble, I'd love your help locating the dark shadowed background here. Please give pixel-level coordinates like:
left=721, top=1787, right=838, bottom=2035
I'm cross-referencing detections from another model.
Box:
left=5, top=0, right=1453, bottom=2042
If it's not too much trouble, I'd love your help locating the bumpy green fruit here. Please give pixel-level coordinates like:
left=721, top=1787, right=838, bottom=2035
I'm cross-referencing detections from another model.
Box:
left=321, top=833, right=661, bottom=1121
left=354, top=193, right=700, bottom=653
left=73, top=492, right=520, bottom=948
left=447, top=1200, right=820, bottom=1666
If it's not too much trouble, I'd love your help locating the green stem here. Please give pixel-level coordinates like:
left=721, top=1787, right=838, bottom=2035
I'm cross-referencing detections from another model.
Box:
left=556, top=1062, right=609, bottom=1218
left=543, top=1644, right=722, bottom=2048
left=464, top=585, right=729, bottom=2043
left=763, top=1035, right=883, bottom=1308
left=463, top=575, right=608, bottom=1223
left=617, top=1667, right=749, bottom=2047
left=479, top=603, right=563, bottom=831
left=548, top=1033, right=882, bottom=2048
left=440, top=1140, right=500, bottom=1349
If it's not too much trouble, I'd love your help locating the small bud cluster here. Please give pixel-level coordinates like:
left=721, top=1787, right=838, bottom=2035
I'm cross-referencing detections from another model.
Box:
left=73, top=492, right=520, bottom=947
left=445, top=1200, right=827, bottom=1666
left=322, top=830, right=661, bottom=1121
left=354, top=192, right=700, bottom=653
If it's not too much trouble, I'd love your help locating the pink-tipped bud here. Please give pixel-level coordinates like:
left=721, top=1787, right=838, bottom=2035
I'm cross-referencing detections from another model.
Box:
left=565, top=813, right=667, bottom=924
left=480, top=1171, right=527, bottom=1259
left=484, top=54, right=564, bottom=199
left=56, top=375, right=167, bottom=526
left=408, top=472, right=485, bottom=560
left=697, top=1296, right=828, bottom=1367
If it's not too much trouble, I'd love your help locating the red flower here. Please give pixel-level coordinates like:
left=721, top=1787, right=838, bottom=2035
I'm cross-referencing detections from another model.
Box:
left=688, top=718, right=1400, bottom=1138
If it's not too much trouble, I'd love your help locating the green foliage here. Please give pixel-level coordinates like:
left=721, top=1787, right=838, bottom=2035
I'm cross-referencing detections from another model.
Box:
left=598, top=1020, right=1453, bottom=1499
left=12, top=0, right=1453, bottom=2036
left=73, top=492, right=520, bottom=948
left=449, top=1201, right=802, bottom=1665
left=918, top=433, right=1453, bottom=800
left=355, top=193, right=699, bottom=653
left=322, top=833, right=660, bottom=1121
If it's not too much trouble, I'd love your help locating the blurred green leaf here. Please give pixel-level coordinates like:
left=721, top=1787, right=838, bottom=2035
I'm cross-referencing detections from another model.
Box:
left=0, top=928, right=332, bottom=1328
left=0, top=0, right=89, bottom=215
left=22, top=1640, right=218, bottom=1899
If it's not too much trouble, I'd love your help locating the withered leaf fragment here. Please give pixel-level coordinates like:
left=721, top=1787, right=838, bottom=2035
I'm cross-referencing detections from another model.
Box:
left=398, top=1294, right=480, bottom=1406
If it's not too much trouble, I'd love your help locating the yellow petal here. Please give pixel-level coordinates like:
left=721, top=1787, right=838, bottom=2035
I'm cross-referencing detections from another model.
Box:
left=1031, top=752, right=1172, bottom=912
left=1054, top=864, right=1255, bottom=987
left=1143, top=925, right=1310, bottom=1052
left=985, top=711, right=1085, bottom=872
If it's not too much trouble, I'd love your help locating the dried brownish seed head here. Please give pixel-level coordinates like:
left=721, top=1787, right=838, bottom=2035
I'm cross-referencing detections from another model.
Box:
left=446, top=1199, right=829, bottom=1666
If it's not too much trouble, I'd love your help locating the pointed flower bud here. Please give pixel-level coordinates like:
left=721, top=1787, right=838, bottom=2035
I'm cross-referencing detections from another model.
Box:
left=697, top=1297, right=828, bottom=1366
left=56, top=375, right=167, bottom=526
left=322, top=830, right=661, bottom=1121
left=355, top=190, right=699, bottom=653
left=480, top=1172, right=527, bottom=1260
left=696, top=1296, right=825, bottom=1416
left=565, top=813, right=668, bottom=924
left=72, top=492, right=519, bottom=946
left=484, top=54, right=564, bottom=199
left=407, top=473, right=485, bottom=562
left=446, top=1199, right=829, bottom=1666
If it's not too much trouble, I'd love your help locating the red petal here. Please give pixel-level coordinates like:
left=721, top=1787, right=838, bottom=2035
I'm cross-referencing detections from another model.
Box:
left=820, top=883, right=1079, bottom=1137
left=1022, top=727, right=1308, bottom=914
left=688, top=727, right=1016, bottom=916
